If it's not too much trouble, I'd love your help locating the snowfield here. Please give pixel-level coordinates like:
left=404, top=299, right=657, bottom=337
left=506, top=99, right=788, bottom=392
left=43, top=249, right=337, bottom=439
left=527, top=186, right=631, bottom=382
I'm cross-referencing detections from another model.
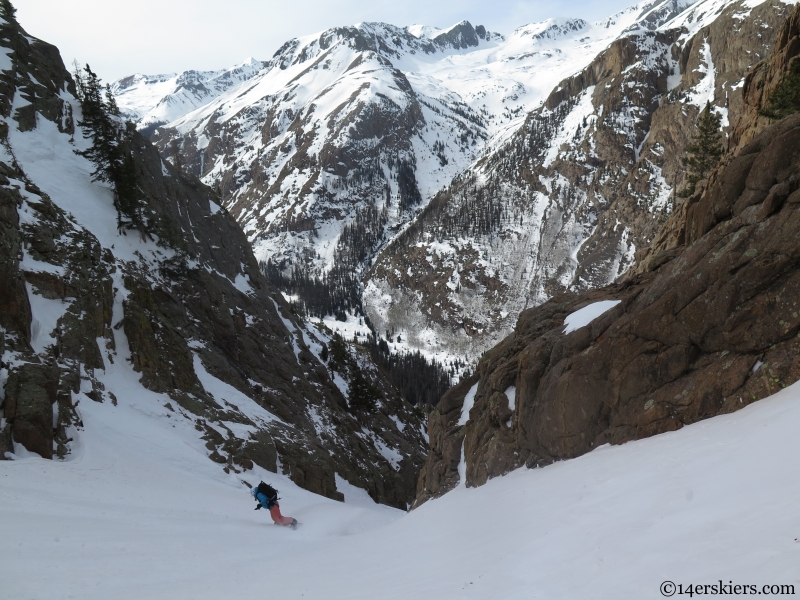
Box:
left=563, top=299, right=622, bottom=333
left=3, top=378, right=799, bottom=599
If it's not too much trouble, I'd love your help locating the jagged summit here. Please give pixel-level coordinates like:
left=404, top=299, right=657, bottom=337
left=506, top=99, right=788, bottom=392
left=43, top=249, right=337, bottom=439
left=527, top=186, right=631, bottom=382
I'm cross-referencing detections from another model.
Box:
left=109, top=0, right=789, bottom=370
left=513, top=18, right=590, bottom=41
left=111, top=57, right=266, bottom=135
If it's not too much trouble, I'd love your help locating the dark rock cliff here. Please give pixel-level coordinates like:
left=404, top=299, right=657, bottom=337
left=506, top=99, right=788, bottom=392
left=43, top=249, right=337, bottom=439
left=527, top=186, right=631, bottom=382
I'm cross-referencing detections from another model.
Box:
left=415, top=3, right=800, bottom=505
left=366, top=0, right=791, bottom=362
left=0, top=9, right=426, bottom=508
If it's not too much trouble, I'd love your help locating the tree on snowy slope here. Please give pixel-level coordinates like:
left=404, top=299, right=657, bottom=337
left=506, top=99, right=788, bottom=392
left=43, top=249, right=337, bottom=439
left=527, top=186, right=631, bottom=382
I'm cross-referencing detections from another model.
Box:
left=678, top=102, right=723, bottom=198
left=324, top=332, right=378, bottom=413
left=347, top=363, right=379, bottom=414
left=74, top=63, right=142, bottom=230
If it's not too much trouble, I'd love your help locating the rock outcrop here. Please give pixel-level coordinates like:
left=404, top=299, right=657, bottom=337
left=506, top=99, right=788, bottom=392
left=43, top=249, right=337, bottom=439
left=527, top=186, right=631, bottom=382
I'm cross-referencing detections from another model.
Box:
left=366, top=0, right=791, bottom=362
left=0, top=8, right=426, bottom=508
left=415, top=3, right=800, bottom=504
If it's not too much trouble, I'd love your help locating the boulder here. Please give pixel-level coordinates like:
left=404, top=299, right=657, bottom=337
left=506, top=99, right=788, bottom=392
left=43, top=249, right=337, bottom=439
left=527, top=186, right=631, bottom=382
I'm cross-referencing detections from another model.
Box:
left=3, top=363, right=59, bottom=458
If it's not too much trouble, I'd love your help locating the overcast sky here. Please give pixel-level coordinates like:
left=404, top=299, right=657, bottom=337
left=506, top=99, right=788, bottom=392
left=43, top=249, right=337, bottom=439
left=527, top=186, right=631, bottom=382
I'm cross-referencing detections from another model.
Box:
left=14, top=0, right=635, bottom=82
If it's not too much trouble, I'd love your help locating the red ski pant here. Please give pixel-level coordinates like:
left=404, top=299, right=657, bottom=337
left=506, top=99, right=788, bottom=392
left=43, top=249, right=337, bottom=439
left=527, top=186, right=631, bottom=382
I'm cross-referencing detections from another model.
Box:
left=269, top=502, right=294, bottom=525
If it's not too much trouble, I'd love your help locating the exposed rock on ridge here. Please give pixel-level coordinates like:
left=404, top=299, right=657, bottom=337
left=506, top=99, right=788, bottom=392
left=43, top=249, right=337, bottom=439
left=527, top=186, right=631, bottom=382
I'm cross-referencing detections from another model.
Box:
left=366, top=0, right=790, bottom=363
left=0, top=10, right=426, bottom=508
left=415, top=3, right=800, bottom=504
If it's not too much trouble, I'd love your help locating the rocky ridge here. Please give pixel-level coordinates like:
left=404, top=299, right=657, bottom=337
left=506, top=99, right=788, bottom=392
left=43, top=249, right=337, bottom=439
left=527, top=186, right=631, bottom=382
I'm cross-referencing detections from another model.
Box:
left=114, top=2, right=689, bottom=329
left=365, top=0, right=791, bottom=363
left=0, top=9, right=426, bottom=508
left=110, top=58, right=266, bottom=137
left=414, top=2, right=800, bottom=504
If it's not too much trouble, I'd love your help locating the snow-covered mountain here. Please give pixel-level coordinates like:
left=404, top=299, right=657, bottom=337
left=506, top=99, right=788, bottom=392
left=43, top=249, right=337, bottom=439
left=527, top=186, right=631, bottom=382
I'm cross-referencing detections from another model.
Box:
left=115, top=2, right=689, bottom=285
left=365, top=0, right=793, bottom=360
left=110, top=58, right=265, bottom=136
left=0, top=10, right=425, bottom=507
left=115, top=0, right=792, bottom=366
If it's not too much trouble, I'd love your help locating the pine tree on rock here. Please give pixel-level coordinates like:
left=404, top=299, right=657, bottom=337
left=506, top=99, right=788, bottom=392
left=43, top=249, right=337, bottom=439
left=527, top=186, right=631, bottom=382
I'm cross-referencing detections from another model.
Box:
left=328, top=333, right=350, bottom=374
left=74, top=65, right=115, bottom=180
left=760, top=58, right=800, bottom=120
left=73, top=64, right=142, bottom=231
left=678, top=102, right=723, bottom=198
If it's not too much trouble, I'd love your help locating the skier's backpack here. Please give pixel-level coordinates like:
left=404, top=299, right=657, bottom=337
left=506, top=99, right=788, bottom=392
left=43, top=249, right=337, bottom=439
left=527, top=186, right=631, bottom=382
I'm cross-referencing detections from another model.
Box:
left=257, top=481, right=278, bottom=507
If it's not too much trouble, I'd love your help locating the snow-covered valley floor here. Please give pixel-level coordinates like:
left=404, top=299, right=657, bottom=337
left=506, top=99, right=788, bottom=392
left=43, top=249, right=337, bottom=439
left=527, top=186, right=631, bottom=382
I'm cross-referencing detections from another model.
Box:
left=3, top=380, right=799, bottom=599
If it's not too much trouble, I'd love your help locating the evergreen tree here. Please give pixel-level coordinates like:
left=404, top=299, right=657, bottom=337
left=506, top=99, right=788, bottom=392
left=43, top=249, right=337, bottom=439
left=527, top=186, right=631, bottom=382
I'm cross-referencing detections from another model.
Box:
left=328, top=333, right=349, bottom=373
left=73, top=64, right=142, bottom=230
left=0, top=0, right=16, bottom=19
left=116, top=144, right=141, bottom=224
left=760, top=59, right=800, bottom=120
left=678, top=102, right=723, bottom=198
left=104, top=83, right=120, bottom=116
left=347, top=362, right=379, bottom=413
left=74, top=65, right=118, bottom=182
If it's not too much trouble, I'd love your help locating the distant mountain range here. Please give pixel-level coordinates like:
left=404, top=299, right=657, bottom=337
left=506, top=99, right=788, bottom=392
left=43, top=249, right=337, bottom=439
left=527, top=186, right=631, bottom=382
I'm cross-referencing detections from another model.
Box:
left=113, top=0, right=792, bottom=364
left=111, top=58, right=265, bottom=136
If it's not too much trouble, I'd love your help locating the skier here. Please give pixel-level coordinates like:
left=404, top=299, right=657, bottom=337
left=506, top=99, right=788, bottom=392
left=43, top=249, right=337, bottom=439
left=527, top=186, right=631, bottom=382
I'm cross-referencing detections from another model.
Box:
left=252, top=481, right=298, bottom=529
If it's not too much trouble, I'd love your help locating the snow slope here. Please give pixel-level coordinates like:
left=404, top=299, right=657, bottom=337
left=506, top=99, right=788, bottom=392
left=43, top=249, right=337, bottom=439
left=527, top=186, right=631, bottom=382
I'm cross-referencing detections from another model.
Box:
left=110, top=58, right=265, bottom=132
left=3, top=375, right=799, bottom=598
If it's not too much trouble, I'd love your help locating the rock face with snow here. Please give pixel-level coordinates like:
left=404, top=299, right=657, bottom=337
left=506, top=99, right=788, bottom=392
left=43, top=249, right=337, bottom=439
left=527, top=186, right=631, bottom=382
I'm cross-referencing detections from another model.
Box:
left=414, top=3, right=800, bottom=504
left=366, top=0, right=791, bottom=362
left=110, top=59, right=266, bottom=137
left=113, top=1, right=793, bottom=369
left=116, top=3, right=695, bottom=321
left=146, top=21, right=498, bottom=283
left=0, top=11, right=426, bottom=508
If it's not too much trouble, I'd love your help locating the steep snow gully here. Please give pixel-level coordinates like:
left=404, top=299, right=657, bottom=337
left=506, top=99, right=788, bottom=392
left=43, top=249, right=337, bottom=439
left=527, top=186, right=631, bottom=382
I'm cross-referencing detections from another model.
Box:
left=4, top=0, right=800, bottom=597
left=3, top=378, right=799, bottom=599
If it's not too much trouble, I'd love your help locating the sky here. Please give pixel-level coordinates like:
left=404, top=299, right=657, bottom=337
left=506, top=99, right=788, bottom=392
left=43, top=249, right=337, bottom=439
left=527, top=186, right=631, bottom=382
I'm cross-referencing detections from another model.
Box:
left=13, top=0, right=637, bottom=82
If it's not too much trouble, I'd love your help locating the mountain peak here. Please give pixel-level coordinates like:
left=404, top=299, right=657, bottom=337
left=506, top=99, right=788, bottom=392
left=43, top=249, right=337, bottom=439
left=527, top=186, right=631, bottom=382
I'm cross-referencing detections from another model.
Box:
left=406, top=23, right=442, bottom=39
left=430, top=20, right=481, bottom=49
left=513, top=17, right=590, bottom=41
